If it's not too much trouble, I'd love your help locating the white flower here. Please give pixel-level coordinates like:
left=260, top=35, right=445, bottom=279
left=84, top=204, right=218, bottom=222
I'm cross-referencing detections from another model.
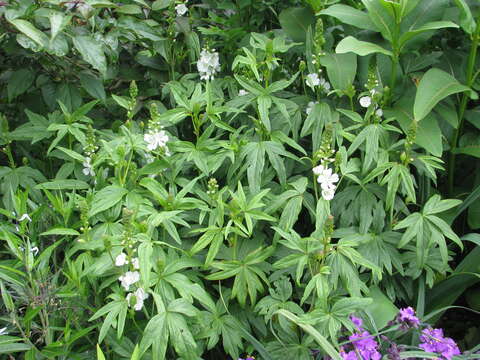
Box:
left=375, top=108, right=383, bottom=117
left=131, top=257, right=140, bottom=270
left=197, top=49, right=220, bottom=81
left=31, top=246, right=39, bottom=256
left=119, top=271, right=140, bottom=291
left=175, top=3, right=188, bottom=16
left=319, top=77, right=331, bottom=92
left=19, top=214, right=31, bottom=222
left=126, top=288, right=149, bottom=311
left=115, top=253, right=128, bottom=266
left=322, top=188, right=335, bottom=201
left=82, top=157, right=95, bottom=177
left=306, top=73, right=321, bottom=90
left=359, top=96, right=372, bottom=108
left=224, top=9, right=236, bottom=17
left=0, top=327, right=7, bottom=335
left=144, top=130, right=169, bottom=151
left=312, top=165, right=325, bottom=175
left=317, top=167, right=339, bottom=189
left=306, top=101, right=318, bottom=115
left=238, top=89, right=248, bottom=96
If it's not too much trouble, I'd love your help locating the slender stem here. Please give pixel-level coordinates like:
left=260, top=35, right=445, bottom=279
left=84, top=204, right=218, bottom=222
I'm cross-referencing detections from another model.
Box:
left=448, top=20, right=480, bottom=195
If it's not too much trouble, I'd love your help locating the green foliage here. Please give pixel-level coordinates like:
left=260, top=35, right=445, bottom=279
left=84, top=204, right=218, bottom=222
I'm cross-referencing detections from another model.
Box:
left=1, top=0, right=480, bottom=359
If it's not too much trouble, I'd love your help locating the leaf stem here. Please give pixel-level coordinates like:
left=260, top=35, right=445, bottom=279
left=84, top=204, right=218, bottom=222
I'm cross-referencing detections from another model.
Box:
left=448, top=20, right=480, bottom=195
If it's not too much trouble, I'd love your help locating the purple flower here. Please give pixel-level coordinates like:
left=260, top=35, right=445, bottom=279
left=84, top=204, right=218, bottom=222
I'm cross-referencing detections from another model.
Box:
left=340, top=348, right=359, bottom=360
left=397, top=307, right=420, bottom=329
left=340, top=329, right=382, bottom=360
left=350, top=316, right=363, bottom=330
left=419, top=328, right=461, bottom=360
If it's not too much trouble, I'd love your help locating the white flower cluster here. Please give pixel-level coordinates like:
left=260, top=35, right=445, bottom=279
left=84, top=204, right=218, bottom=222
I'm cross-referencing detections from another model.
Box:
left=115, top=252, right=148, bottom=310
left=313, top=165, right=339, bottom=201
left=82, top=157, right=95, bottom=177
left=238, top=89, right=248, bottom=96
left=306, top=73, right=331, bottom=92
left=175, top=2, right=188, bottom=16
left=144, top=129, right=169, bottom=153
left=197, top=49, right=220, bottom=81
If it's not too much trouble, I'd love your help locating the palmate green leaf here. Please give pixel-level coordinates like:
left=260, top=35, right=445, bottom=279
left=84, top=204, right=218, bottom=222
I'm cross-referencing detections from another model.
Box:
left=276, top=310, right=342, bottom=360
left=336, top=36, right=392, bottom=57
left=73, top=36, right=107, bottom=75
left=414, top=68, right=470, bottom=121
left=89, top=185, right=128, bottom=217
left=319, top=4, right=377, bottom=31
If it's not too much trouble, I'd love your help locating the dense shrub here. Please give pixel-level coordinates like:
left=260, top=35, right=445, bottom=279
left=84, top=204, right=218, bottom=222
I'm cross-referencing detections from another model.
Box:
left=0, top=0, right=479, bottom=359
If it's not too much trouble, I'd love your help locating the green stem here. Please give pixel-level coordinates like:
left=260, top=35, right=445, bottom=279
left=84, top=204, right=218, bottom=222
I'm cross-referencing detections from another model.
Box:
left=448, top=21, right=480, bottom=195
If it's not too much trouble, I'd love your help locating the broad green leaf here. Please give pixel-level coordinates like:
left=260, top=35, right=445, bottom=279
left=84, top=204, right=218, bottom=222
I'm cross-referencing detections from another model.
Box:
left=414, top=68, right=470, bottom=121
left=319, top=5, right=376, bottom=31
left=7, top=69, right=35, bottom=101
left=35, top=179, right=90, bottom=190
left=278, top=7, right=315, bottom=42
left=89, top=185, right=128, bottom=217
left=79, top=73, right=106, bottom=101
left=73, top=36, right=107, bottom=75
left=40, top=228, right=80, bottom=236
left=399, top=21, right=459, bottom=48
left=364, top=286, right=398, bottom=328
left=320, top=53, right=357, bottom=91
left=152, top=0, right=172, bottom=10
left=336, top=36, right=392, bottom=57
left=9, top=19, right=49, bottom=48
left=361, top=0, right=395, bottom=41
left=453, top=0, right=476, bottom=34
left=49, top=11, right=71, bottom=40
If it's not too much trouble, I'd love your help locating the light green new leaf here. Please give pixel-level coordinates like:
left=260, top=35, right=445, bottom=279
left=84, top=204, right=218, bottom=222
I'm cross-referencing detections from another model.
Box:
left=414, top=68, right=470, bottom=121
left=73, top=36, right=107, bottom=75
left=336, top=36, right=392, bottom=57
left=97, top=345, right=106, bottom=360
left=319, top=5, right=376, bottom=31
